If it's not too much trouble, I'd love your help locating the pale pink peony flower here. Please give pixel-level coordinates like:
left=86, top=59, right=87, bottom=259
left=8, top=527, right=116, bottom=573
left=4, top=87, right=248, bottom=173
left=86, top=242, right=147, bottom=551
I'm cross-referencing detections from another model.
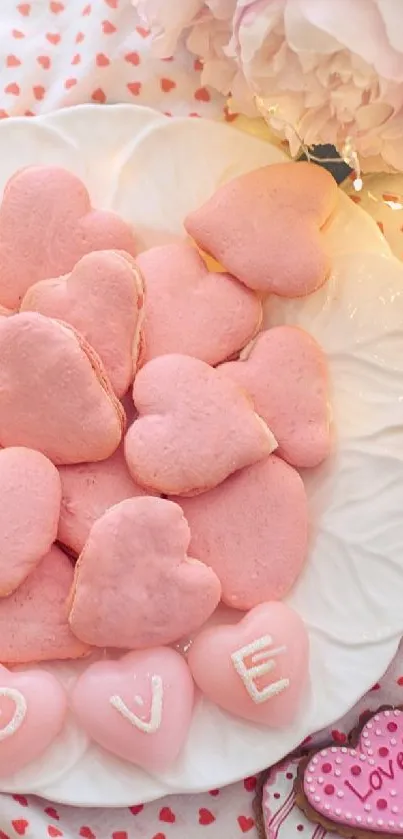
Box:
left=132, top=0, right=403, bottom=172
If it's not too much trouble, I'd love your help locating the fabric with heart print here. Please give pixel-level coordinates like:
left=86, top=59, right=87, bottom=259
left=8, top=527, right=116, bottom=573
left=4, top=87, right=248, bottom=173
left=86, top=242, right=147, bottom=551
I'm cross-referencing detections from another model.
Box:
left=177, top=455, right=308, bottom=610
left=185, top=162, right=337, bottom=296
left=300, top=708, right=403, bottom=834
left=69, top=496, right=221, bottom=649
left=71, top=648, right=194, bottom=771
left=136, top=243, right=262, bottom=366
left=0, top=663, right=67, bottom=776
left=188, top=602, right=309, bottom=726
left=219, top=326, right=330, bottom=468
left=124, top=353, right=277, bottom=496
left=21, top=250, right=145, bottom=398
left=0, top=447, right=61, bottom=596
left=0, top=312, right=125, bottom=464
left=0, top=166, right=136, bottom=310
left=0, top=544, right=89, bottom=664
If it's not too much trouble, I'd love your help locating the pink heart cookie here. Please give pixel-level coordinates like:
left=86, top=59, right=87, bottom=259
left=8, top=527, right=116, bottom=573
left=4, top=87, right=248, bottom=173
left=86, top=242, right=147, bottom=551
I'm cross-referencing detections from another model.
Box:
left=0, top=312, right=125, bottom=464
left=0, top=545, right=90, bottom=663
left=0, top=166, right=136, bottom=310
left=71, top=648, right=194, bottom=771
left=0, top=664, right=67, bottom=776
left=58, top=445, right=153, bottom=556
left=21, top=250, right=145, bottom=398
left=69, top=496, right=221, bottom=648
left=298, top=707, right=403, bottom=835
left=220, top=326, right=330, bottom=468
left=136, top=244, right=262, bottom=365
left=185, top=162, right=337, bottom=296
left=124, top=354, right=276, bottom=495
left=177, top=455, right=308, bottom=610
left=0, top=447, right=61, bottom=595
left=188, top=602, right=309, bottom=726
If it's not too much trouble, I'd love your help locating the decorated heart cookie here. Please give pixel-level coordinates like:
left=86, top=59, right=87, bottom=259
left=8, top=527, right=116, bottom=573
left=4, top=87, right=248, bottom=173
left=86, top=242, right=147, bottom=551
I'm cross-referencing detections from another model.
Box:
left=69, top=496, right=221, bottom=648
left=0, top=166, right=136, bottom=310
left=21, top=250, right=145, bottom=398
left=220, top=326, right=330, bottom=468
left=296, top=707, right=403, bottom=836
left=136, top=243, right=262, bottom=365
left=0, top=545, right=89, bottom=663
left=0, top=664, right=67, bottom=776
left=71, top=648, right=194, bottom=771
left=124, top=354, right=276, bottom=495
left=0, top=312, right=125, bottom=464
left=177, top=455, right=308, bottom=610
left=188, top=602, right=309, bottom=726
left=0, top=447, right=61, bottom=595
left=58, top=445, right=153, bottom=556
left=185, top=161, right=337, bottom=296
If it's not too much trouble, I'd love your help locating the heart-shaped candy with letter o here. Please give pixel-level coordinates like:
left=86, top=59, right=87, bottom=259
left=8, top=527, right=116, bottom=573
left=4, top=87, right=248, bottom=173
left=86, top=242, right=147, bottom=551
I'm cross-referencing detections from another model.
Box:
left=124, top=354, right=276, bottom=495
left=188, top=602, right=309, bottom=726
left=71, top=648, right=194, bottom=771
left=296, top=707, right=403, bottom=836
left=0, top=166, right=136, bottom=310
left=0, top=664, right=67, bottom=775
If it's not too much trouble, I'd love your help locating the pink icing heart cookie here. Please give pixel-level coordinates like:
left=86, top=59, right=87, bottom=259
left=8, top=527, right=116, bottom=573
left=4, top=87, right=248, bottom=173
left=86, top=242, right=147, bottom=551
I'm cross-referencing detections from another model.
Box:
left=188, top=602, right=309, bottom=726
left=71, top=648, right=194, bottom=771
left=220, top=326, right=330, bottom=468
left=185, top=162, right=337, bottom=296
left=0, top=312, right=125, bottom=464
left=136, top=244, right=262, bottom=365
left=69, top=496, right=221, bottom=648
left=124, top=354, right=276, bottom=495
left=0, top=545, right=89, bottom=663
left=296, top=707, right=403, bottom=837
left=0, top=664, right=67, bottom=776
left=177, top=455, right=308, bottom=610
left=21, top=250, right=145, bottom=398
left=0, top=447, right=61, bottom=596
left=0, top=166, right=136, bottom=310
left=58, top=445, right=154, bottom=556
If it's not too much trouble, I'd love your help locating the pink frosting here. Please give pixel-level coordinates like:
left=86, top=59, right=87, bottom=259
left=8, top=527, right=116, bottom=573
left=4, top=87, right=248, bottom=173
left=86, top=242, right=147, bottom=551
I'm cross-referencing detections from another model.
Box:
left=0, top=166, right=136, bottom=310
left=188, top=602, right=309, bottom=726
left=0, top=664, right=67, bottom=776
left=71, top=648, right=194, bottom=771
left=303, top=709, right=403, bottom=833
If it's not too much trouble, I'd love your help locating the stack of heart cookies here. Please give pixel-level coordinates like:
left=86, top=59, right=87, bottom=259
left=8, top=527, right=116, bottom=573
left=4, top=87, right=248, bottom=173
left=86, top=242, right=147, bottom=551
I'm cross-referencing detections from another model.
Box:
left=0, top=160, right=337, bottom=775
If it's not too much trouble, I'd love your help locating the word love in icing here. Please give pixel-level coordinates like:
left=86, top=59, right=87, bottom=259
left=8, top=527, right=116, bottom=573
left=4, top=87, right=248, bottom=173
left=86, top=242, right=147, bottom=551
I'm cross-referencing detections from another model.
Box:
left=231, top=635, right=290, bottom=704
left=110, top=674, right=163, bottom=734
left=303, top=709, right=403, bottom=833
left=0, top=687, right=27, bottom=740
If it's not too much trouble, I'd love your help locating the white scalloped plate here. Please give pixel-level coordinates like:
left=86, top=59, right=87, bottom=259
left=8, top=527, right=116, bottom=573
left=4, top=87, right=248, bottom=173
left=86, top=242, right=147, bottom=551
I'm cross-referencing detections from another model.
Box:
left=0, top=105, right=402, bottom=807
